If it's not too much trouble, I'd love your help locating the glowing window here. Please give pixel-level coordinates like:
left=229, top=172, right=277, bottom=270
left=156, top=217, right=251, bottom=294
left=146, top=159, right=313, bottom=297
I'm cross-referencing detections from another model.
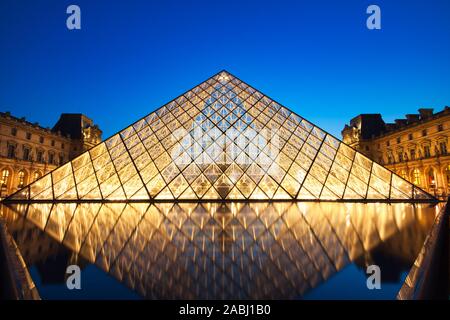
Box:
left=1, top=169, right=10, bottom=187
left=412, top=169, right=421, bottom=186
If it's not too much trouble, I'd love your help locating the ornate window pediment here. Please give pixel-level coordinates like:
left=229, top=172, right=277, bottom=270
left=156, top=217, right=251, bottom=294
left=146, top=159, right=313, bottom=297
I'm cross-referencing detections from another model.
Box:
left=436, top=135, right=447, bottom=143
left=7, top=140, right=18, bottom=147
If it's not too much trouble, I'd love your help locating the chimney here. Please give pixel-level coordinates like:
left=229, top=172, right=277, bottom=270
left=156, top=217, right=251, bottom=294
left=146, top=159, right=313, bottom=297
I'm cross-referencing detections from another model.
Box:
left=405, top=114, right=420, bottom=123
left=418, top=108, right=433, bottom=119
left=394, top=119, right=407, bottom=126
left=385, top=123, right=396, bottom=131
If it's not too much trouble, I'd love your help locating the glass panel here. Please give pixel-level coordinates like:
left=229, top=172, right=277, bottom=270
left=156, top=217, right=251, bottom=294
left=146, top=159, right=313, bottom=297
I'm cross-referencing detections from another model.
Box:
left=346, top=175, right=367, bottom=198
left=302, top=175, right=323, bottom=198
left=191, top=174, right=212, bottom=198
left=391, top=175, right=413, bottom=198
left=281, top=173, right=300, bottom=198
left=369, top=175, right=389, bottom=198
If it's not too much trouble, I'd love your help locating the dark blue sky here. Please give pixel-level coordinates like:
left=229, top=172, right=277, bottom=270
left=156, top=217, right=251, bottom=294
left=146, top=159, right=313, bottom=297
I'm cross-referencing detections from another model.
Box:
left=1, top=0, right=449, bottom=139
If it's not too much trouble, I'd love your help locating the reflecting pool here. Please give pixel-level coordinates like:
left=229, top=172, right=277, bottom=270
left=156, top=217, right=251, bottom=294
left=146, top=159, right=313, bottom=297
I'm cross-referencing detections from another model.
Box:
left=0, top=202, right=440, bottom=299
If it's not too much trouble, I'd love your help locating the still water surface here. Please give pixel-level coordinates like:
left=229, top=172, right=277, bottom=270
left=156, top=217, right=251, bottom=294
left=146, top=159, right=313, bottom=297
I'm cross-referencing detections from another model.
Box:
left=1, top=202, right=440, bottom=299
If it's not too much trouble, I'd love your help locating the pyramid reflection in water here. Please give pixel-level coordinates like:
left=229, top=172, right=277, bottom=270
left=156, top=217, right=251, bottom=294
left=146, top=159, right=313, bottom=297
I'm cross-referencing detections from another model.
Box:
left=3, top=202, right=438, bottom=299
left=6, top=71, right=433, bottom=201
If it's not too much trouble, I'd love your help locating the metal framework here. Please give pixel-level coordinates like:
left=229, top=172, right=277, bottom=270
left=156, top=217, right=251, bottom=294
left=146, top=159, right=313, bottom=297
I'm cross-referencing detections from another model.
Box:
left=5, top=71, right=435, bottom=202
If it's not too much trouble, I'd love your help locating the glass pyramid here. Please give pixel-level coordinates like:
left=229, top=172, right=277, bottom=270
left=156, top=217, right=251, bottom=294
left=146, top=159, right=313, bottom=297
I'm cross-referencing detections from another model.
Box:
left=5, top=71, right=434, bottom=201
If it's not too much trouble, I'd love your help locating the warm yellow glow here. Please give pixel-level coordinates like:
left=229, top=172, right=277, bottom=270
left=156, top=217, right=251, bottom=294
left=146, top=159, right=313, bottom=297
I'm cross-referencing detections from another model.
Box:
left=413, top=169, right=421, bottom=186
left=2, top=201, right=439, bottom=299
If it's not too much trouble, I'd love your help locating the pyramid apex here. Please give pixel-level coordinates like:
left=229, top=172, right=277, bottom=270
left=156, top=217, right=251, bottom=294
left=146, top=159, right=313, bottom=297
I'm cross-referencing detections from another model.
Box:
left=217, top=69, right=233, bottom=76
left=217, top=71, right=231, bottom=82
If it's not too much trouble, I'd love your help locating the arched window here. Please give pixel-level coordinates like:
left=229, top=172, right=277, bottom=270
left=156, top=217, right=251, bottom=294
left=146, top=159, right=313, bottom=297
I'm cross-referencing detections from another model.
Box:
left=1, top=169, right=10, bottom=187
left=33, top=171, right=41, bottom=181
left=427, top=168, right=436, bottom=189
left=400, top=170, right=408, bottom=180
left=412, top=169, right=421, bottom=186
left=445, top=165, right=450, bottom=189
left=18, top=170, right=25, bottom=188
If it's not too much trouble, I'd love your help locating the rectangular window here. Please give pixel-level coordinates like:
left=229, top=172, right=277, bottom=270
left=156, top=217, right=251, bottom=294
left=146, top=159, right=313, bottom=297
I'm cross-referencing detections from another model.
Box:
left=23, top=148, right=30, bottom=161
left=26, top=132, right=31, bottom=140
left=48, top=153, right=54, bottom=164
left=422, top=129, right=427, bottom=137
left=396, top=137, right=401, bottom=144
left=51, top=140, right=55, bottom=147
left=39, top=136, right=44, bottom=144
left=438, top=124, right=444, bottom=132
left=386, top=141, right=390, bottom=147
left=11, top=128, right=17, bottom=136
left=424, top=145, right=431, bottom=158
left=37, top=151, right=43, bottom=163
left=62, top=143, right=65, bottom=149
left=398, top=152, right=403, bottom=162
left=59, top=155, right=64, bottom=164
left=408, top=133, right=413, bottom=140
left=440, top=142, right=447, bottom=155
left=7, top=144, right=15, bottom=159
left=410, top=149, right=415, bottom=160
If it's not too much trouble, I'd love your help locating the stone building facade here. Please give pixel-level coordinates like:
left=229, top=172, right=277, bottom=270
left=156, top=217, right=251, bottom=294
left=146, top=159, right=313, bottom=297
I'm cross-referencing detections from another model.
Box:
left=0, top=112, right=102, bottom=198
left=342, top=107, right=450, bottom=199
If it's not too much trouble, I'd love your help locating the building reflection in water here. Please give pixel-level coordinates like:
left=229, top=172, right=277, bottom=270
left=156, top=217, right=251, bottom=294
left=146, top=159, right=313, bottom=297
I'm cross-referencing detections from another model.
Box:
left=1, top=202, right=439, bottom=299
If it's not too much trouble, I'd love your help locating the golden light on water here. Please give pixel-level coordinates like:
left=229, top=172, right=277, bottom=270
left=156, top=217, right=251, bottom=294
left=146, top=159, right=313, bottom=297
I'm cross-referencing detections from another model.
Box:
left=1, top=201, right=439, bottom=299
